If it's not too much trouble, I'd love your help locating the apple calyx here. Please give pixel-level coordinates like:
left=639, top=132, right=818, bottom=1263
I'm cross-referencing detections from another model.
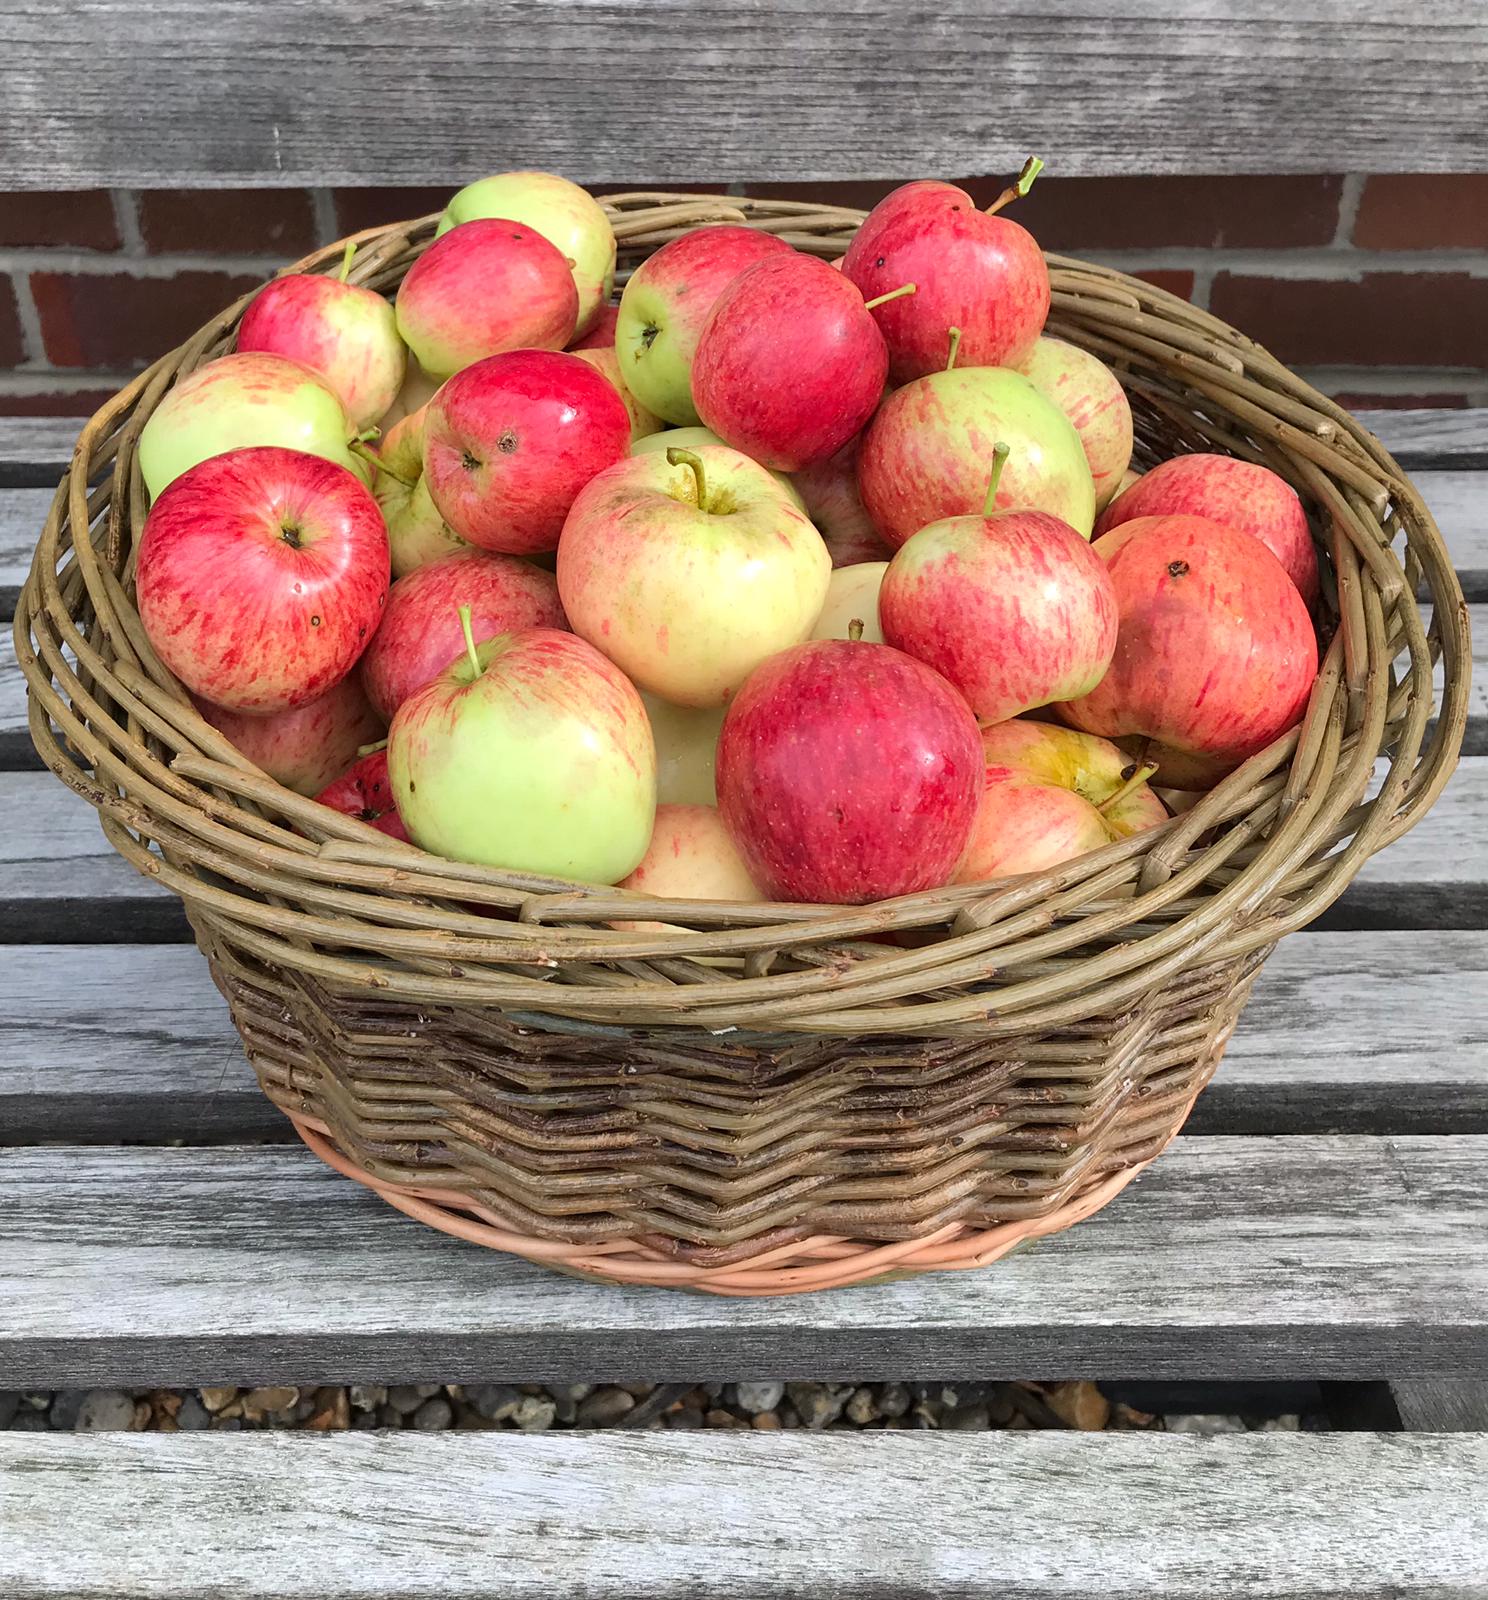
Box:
left=981, top=441, right=1013, bottom=515
left=945, top=326, right=963, bottom=371
left=357, top=737, right=389, bottom=757
left=667, top=446, right=711, bottom=511
left=456, top=603, right=484, bottom=681
left=1096, top=762, right=1159, bottom=816
left=985, top=155, right=1045, bottom=217
left=863, top=282, right=918, bottom=312
left=338, top=242, right=357, bottom=283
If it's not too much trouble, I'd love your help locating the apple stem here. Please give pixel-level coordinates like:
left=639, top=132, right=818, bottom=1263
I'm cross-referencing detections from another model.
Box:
left=351, top=440, right=412, bottom=485
left=339, top=242, right=357, bottom=283
left=847, top=617, right=865, bottom=642
left=1097, top=762, right=1159, bottom=816
left=356, top=737, right=389, bottom=758
left=864, top=282, right=917, bottom=311
left=981, top=441, right=1012, bottom=515
left=945, top=326, right=963, bottom=371
left=457, top=604, right=483, bottom=680
left=985, top=155, right=1046, bottom=217
left=667, top=447, right=708, bottom=510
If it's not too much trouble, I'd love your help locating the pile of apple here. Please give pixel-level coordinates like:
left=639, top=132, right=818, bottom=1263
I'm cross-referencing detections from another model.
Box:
left=132, top=167, right=1321, bottom=910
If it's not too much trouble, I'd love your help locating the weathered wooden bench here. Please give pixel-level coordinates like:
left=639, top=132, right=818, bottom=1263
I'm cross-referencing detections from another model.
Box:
left=4, top=4, right=1488, bottom=1593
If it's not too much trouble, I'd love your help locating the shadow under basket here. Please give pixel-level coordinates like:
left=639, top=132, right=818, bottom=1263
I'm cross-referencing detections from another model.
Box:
left=16, top=192, right=1470, bottom=1296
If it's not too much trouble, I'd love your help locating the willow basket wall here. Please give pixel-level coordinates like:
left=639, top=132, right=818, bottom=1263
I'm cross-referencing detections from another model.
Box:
left=16, top=192, right=1469, bottom=1295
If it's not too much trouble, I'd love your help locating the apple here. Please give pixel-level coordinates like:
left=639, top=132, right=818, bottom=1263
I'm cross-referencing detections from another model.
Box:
left=642, top=692, right=727, bottom=806
left=423, top=349, right=632, bottom=554
left=954, top=720, right=1166, bottom=883
left=879, top=447, right=1117, bottom=723
left=237, top=253, right=406, bottom=431
left=388, top=616, right=656, bottom=883
left=840, top=177, right=1050, bottom=382
left=569, top=302, right=620, bottom=351
left=571, top=345, right=666, bottom=441
left=791, top=440, right=892, bottom=566
left=858, top=366, right=1095, bottom=547
left=716, top=636, right=982, bottom=903
left=373, top=407, right=469, bottom=577
left=1058, top=514, right=1319, bottom=783
left=631, top=426, right=803, bottom=508
left=137, top=446, right=388, bottom=714
left=195, top=671, right=383, bottom=797
left=1016, top=336, right=1133, bottom=510
left=691, top=253, right=893, bottom=470
left=361, top=546, right=567, bottom=722
left=1094, top=452, right=1319, bottom=607
left=557, top=445, right=831, bottom=707
left=394, top=219, right=578, bottom=380
left=810, top=561, right=888, bottom=644
left=138, top=352, right=368, bottom=498
left=1111, top=466, right=1144, bottom=501
left=616, top=225, right=794, bottom=425
left=438, top=171, right=617, bottom=337
left=315, top=746, right=409, bottom=841
left=375, top=358, right=442, bottom=435
left=618, top=803, right=763, bottom=919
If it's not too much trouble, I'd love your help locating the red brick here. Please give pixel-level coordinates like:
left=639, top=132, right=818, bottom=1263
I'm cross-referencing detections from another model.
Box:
left=0, top=191, right=120, bottom=250
left=0, top=388, right=121, bottom=417
left=1209, top=272, right=1488, bottom=368
left=0, top=277, right=25, bottom=366
left=31, top=269, right=263, bottom=369
left=137, top=189, right=317, bottom=256
left=1328, top=390, right=1470, bottom=411
left=1130, top=269, right=1195, bottom=301
left=333, top=187, right=452, bottom=236
left=1353, top=175, right=1488, bottom=251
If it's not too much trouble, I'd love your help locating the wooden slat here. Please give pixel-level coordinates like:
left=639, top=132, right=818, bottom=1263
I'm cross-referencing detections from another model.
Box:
left=1391, top=1380, right=1488, bottom=1432
left=3, top=1136, right=1486, bottom=1385
left=3, top=1432, right=1486, bottom=1600
left=5, top=2, right=1488, bottom=188
left=0, top=487, right=49, bottom=607
left=1409, top=471, right=1488, bottom=600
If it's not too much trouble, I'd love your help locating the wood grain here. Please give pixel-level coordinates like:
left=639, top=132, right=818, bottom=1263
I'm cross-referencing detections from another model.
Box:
left=3, top=1136, right=1485, bottom=1384
left=1391, top=1380, right=1488, bottom=1431
left=3, top=1431, right=1487, bottom=1599
left=0, top=488, right=51, bottom=610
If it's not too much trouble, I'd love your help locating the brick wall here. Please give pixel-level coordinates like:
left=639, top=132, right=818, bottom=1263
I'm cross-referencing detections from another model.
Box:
left=1, top=175, right=1486, bottom=417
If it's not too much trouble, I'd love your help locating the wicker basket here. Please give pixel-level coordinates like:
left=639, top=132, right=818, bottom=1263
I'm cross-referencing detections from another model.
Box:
left=16, top=192, right=1469, bottom=1295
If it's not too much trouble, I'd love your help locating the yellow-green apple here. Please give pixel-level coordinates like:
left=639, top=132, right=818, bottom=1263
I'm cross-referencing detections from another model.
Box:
left=195, top=672, right=383, bottom=797
left=1059, top=514, right=1319, bottom=784
left=810, top=562, right=888, bottom=643
left=716, top=638, right=982, bottom=903
left=138, top=352, right=368, bottom=498
left=361, top=547, right=567, bottom=722
left=1111, top=466, right=1143, bottom=501
left=375, top=359, right=442, bottom=434
left=858, top=367, right=1095, bottom=547
left=569, top=302, right=620, bottom=351
left=791, top=440, right=892, bottom=566
left=571, top=346, right=666, bottom=441
left=137, top=447, right=388, bottom=714
left=373, top=408, right=469, bottom=577
left=642, top=693, right=727, bottom=805
left=315, top=747, right=409, bottom=841
left=617, top=803, right=764, bottom=927
left=841, top=179, right=1049, bottom=382
left=1094, top=453, right=1319, bottom=608
left=616, top=225, right=794, bottom=425
left=631, top=427, right=803, bottom=508
left=954, top=720, right=1166, bottom=883
left=237, top=260, right=406, bottom=431
left=394, top=219, right=577, bottom=380
left=388, top=617, right=656, bottom=882
left=691, top=254, right=893, bottom=470
left=438, top=171, right=616, bottom=338
left=879, top=451, right=1116, bottom=722
left=1016, top=337, right=1133, bottom=510
left=423, top=349, right=631, bottom=554
left=557, top=446, right=831, bottom=707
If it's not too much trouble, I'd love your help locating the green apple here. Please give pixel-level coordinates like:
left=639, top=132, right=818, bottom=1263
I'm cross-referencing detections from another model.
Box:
left=437, top=171, right=616, bottom=338
left=138, top=352, right=369, bottom=499
left=632, top=427, right=804, bottom=509
left=810, top=561, right=888, bottom=643
left=373, top=407, right=469, bottom=578
left=389, top=612, right=656, bottom=883
left=641, top=691, right=727, bottom=805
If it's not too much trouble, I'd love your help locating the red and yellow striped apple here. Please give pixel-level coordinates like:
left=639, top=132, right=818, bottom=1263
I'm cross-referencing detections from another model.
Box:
left=791, top=440, right=892, bottom=567
left=1016, top=337, right=1133, bottom=510
left=619, top=803, right=763, bottom=911
left=571, top=345, right=666, bottom=441
left=372, top=408, right=468, bottom=578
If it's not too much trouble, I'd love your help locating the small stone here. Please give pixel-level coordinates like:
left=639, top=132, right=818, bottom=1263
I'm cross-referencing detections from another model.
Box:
left=216, top=1402, right=244, bottom=1421
left=1164, top=1414, right=1247, bottom=1435
left=176, top=1396, right=212, bottom=1431
left=47, top=1391, right=88, bottom=1430
left=735, top=1381, right=785, bottom=1415
left=845, top=1387, right=878, bottom=1426
left=985, top=1386, right=1016, bottom=1426
left=0, top=1393, right=18, bottom=1430
left=156, top=1415, right=179, bottom=1433
left=786, top=1383, right=847, bottom=1431
left=11, top=1411, right=50, bottom=1432
left=413, top=1397, right=454, bottom=1432
left=513, top=1396, right=557, bottom=1432
left=777, top=1406, right=801, bottom=1428
left=1111, top=1402, right=1157, bottom=1430
left=348, top=1384, right=386, bottom=1413
left=620, top=1383, right=654, bottom=1399
left=199, top=1387, right=238, bottom=1414
left=1045, top=1381, right=1110, bottom=1432
left=387, top=1385, right=428, bottom=1415
left=308, top=1391, right=352, bottom=1432
left=377, top=1404, right=406, bottom=1428
left=576, top=1387, right=636, bottom=1427
left=352, top=1408, right=380, bottom=1431
left=911, top=1403, right=942, bottom=1429
left=550, top=1390, right=579, bottom=1425
left=705, top=1409, right=744, bottom=1429
left=1301, top=1413, right=1331, bottom=1432
left=666, top=1407, right=704, bottom=1430
left=242, top=1386, right=299, bottom=1420
left=1261, top=1415, right=1302, bottom=1432
left=150, top=1391, right=182, bottom=1422
left=22, top=1394, right=51, bottom=1410
left=878, top=1383, right=911, bottom=1419
left=752, top=1412, right=781, bottom=1431
left=471, top=1384, right=523, bottom=1423
left=944, top=1404, right=991, bottom=1431
left=566, top=1384, right=594, bottom=1401
left=1007, top=1412, right=1032, bottom=1430
left=75, top=1391, right=137, bottom=1433
left=213, top=1417, right=243, bottom=1432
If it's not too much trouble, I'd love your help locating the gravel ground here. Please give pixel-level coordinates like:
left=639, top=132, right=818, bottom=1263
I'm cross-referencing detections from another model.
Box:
left=0, top=1383, right=1314, bottom=1434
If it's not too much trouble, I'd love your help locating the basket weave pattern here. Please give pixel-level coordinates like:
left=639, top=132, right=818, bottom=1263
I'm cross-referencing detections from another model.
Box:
left=16, top=193, right=1469, bottom=1293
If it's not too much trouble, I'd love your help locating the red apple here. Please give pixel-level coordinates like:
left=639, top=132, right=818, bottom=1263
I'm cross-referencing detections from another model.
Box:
left=841, top=179, right=1050, bottom=382
left=1016, top=337, right=1133, bottom=511
left=423, top=349, right=632, bottom=554
left=568, top=302, right=620, bottom=351
left=716, top=638, right=982, bottom=903
left=195, top=672, right=384, bottom=797
left=791, top=440, right=892, bottom=566
left=1094, top=453, right=1319, bottom=608
left=617, top=803, right=764, bottom=929
left=394, top=219, right=578, bottom=380
left=879, top=451, right=1117, bottom=723
left=691, top=254, right=890, bottom=471
left=360, top=547, right=568, bottom=723
left=1059, top=514, right=1319, bottom=783
left=136, top=446, right=389, bottom=714
left=315, top=747, right=410, bottom=841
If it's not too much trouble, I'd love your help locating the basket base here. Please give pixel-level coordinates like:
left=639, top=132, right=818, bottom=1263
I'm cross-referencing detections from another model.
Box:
left=288, top=1112, right=1178, bottom=1296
